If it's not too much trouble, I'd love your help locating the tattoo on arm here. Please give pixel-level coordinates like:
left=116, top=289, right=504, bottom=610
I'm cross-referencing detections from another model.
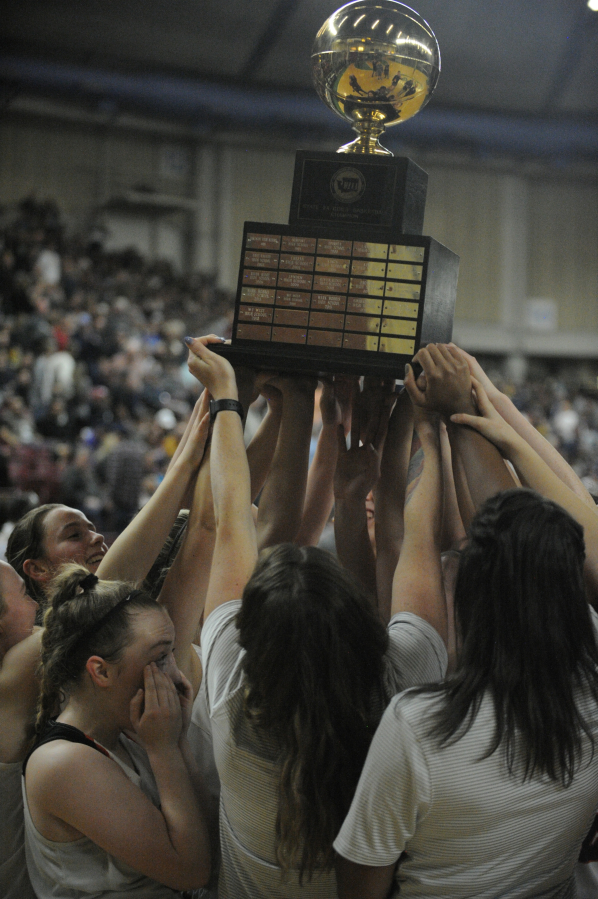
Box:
left=405, top=435, right=424, bottom=506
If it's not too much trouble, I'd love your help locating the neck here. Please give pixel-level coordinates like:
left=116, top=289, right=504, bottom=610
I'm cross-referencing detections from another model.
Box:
left=58, top=693, right=124, bottom=752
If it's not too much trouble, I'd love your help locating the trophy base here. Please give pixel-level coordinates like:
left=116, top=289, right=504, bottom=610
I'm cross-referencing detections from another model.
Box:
left=217, top=221, right=458, bottom=379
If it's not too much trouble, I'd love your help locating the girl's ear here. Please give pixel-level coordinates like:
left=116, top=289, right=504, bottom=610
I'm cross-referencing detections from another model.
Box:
left=85, top=655, right=113, bottom=687
left=22, top=558, right=51, bottom=584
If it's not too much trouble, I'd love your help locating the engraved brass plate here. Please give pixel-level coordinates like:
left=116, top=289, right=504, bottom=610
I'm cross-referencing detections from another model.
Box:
left=273, top=308, right=309, bottom=327
left=379, top=336, right=415, bottom=354
left=275, top=290, right=311, bottom=308
left=345, top=315, right=381, bottom=333
left=279, top=253, right=314, bottom=272
left=243, top=269, right=278, bottom=287
left=311, top=293, right=347, bottom=312
left=307, top=330, right=343, bottom=348
left=313, top=274, right=349, bottom=293
left=386, top=263, right=422, bottom=281
left=317, top=238, right=352, bottom=256
left=241, top=287, right=276, bottom=305
left=281, top=235, right=316, bottom=254
left=277, top=271, right=313, bottom=290
left=309, top=310, right=345, bottom=330
left=382, top=299, right=419, bottom=318
left=237, top=323, right=272, bottom=341
left=246, top=233, right=281, bottom=251
left=389, top=244, right=425, bottom=263
left=272, top=326, right=307, bottom=345
left=349, top=278, right=385, bottom=296
left=384, top=282, right=421, bottom=300
left=380, top=318, right=417, bottom=336
left=351, top=259, right=386, bottom=278
left=343, top=333, right=380, bottom=351
left=238, top=305, right=274, bottom=323
left=315, top=256, right=350, bottom=275
left=352, top=242, right=388, bottom=260
left=347, top=297, right=383, bottom=315
left=244, top=250, right=279, bottom=269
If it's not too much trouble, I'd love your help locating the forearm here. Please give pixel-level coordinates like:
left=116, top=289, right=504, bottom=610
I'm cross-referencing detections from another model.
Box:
left=257, top=390, right=314, bottom=548
left=295, top=424, right=337, bottom=546
left=158, top=452, right=216, bottom=687
left=334, top=496, right=377, bottom=598
left=439, top=424, right=466, bottom=550
left=97, top=458, right=194, bottom=584
left=492, top=391, right=595, bottom=506
left=206, top=407, right=257, bottom=618
left=447, top=422, right=516, bottom=513
left=146, top=745, right=210, bottom=887
left=392, top=424, right=447, bottom=642
left=374, top=395, right=414, bottom=619
left=246, top=404, right=282, bottom=503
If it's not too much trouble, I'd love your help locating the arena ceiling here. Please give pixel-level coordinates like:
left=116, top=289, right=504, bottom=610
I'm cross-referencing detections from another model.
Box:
left=2, top=0, right=598, bottom=160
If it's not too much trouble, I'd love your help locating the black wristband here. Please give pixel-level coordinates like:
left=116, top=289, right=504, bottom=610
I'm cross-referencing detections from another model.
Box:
left=209, top=398, right=244, bottom=425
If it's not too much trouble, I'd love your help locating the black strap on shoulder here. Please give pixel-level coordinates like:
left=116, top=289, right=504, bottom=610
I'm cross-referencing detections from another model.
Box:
left=22, top=719, right=109, bottom=775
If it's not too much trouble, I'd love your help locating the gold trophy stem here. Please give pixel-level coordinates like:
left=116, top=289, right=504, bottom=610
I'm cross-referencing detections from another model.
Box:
left=337, top=119, right=393, bottom=156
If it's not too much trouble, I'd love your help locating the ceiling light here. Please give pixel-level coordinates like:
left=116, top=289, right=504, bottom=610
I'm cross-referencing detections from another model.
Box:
left=588, top=0, right=598, bottom=11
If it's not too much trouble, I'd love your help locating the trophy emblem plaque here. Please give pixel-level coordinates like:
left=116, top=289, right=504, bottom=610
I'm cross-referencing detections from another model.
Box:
left=216, top=0, right=458, bottom=378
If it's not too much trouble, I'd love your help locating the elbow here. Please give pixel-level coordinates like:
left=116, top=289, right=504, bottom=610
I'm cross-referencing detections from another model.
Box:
left=169, top=858, right=211, bottom=892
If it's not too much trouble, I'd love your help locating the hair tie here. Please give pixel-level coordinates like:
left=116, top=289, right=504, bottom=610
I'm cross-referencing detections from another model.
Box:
left=80, top=573, right=99, bottom=592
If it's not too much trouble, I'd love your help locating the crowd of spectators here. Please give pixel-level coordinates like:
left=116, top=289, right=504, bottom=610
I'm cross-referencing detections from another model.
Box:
left=1, top=195, right=598, bottom=551
left=0, top=196, right=234, bottom=544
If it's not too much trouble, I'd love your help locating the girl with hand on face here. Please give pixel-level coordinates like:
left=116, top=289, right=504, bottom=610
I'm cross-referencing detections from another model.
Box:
left=22, top=566, right=210, bottom=899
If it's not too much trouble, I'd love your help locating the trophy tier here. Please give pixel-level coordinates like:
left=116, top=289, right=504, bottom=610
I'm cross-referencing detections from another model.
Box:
left=213, top=221, right=458, bottom=379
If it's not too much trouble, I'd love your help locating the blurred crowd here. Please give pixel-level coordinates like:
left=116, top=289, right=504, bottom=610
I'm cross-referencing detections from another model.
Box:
left=1, top=195, right=598, bottom=552
left=0, top=196, right=234, bottom=545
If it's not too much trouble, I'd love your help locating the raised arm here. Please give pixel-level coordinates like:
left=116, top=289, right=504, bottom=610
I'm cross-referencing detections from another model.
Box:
left=97, top=393, right=209, bottom=585
left=334, top=382, right=389, bottom=601
left=295, top=377, right=352, bottom=547
left=245, top=382, right=283, bottom=503
left=391, top=376, right=447, bottom=644
left=374, top=389, right=413, bottom=622
left=183, top=337, right=257, bottom=621
left=451, top=379, right=598, bottom=599
left=156, top=392, right=214, bottom=695
left=455, top=345, right=596, bottom=508
left=409, top=344, right=515, bottom=516
left=256, top=376, right=316, bottom=549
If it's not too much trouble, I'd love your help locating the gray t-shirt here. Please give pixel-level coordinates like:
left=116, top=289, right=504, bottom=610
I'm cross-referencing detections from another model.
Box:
left=202, top=600, right=447, bottom=899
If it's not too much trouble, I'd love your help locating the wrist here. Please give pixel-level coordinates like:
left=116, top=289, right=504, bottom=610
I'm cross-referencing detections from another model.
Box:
left=210, top=384, right=239, bottom=401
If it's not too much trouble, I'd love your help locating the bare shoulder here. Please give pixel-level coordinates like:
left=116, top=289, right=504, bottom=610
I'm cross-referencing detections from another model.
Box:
left=0, top=628, right=42, bottom=696
left=26, top=738, right=123, bottom=793
left=0, top=630, right=43, bottom=761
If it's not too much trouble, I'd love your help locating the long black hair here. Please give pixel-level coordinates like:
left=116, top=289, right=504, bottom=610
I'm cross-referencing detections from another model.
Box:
left=423, top=488, right=598, bottom=786
left=236, top=543, right=388, bottom=881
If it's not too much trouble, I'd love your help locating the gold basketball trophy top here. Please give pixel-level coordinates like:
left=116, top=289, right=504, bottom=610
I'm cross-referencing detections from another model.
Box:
left=312, top=0, right=440, bottom=155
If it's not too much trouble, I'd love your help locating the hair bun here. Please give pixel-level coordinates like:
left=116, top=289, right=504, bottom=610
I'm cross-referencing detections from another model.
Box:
left=80, top=572, right=99, bottom=592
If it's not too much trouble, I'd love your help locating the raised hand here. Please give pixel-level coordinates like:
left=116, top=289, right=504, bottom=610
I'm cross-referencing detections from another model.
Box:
left=405, top=343, right=474, bottom=418
left=130, top=662, right=183, bottom=753
left=184, top=335, right=238, bottom=401
left=334, top=423, right=381, bottom=507
left=450, top=378, right=518, bottom=454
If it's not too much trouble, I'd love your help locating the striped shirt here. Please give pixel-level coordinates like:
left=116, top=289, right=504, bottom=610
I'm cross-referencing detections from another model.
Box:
left=334, top=613, right=598, bottom=898
left=202, top=599, right=447, bottom=899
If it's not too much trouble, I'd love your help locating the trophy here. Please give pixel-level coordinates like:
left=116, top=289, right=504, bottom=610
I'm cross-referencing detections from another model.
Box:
left=215, top=0, right=458, bottom=377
